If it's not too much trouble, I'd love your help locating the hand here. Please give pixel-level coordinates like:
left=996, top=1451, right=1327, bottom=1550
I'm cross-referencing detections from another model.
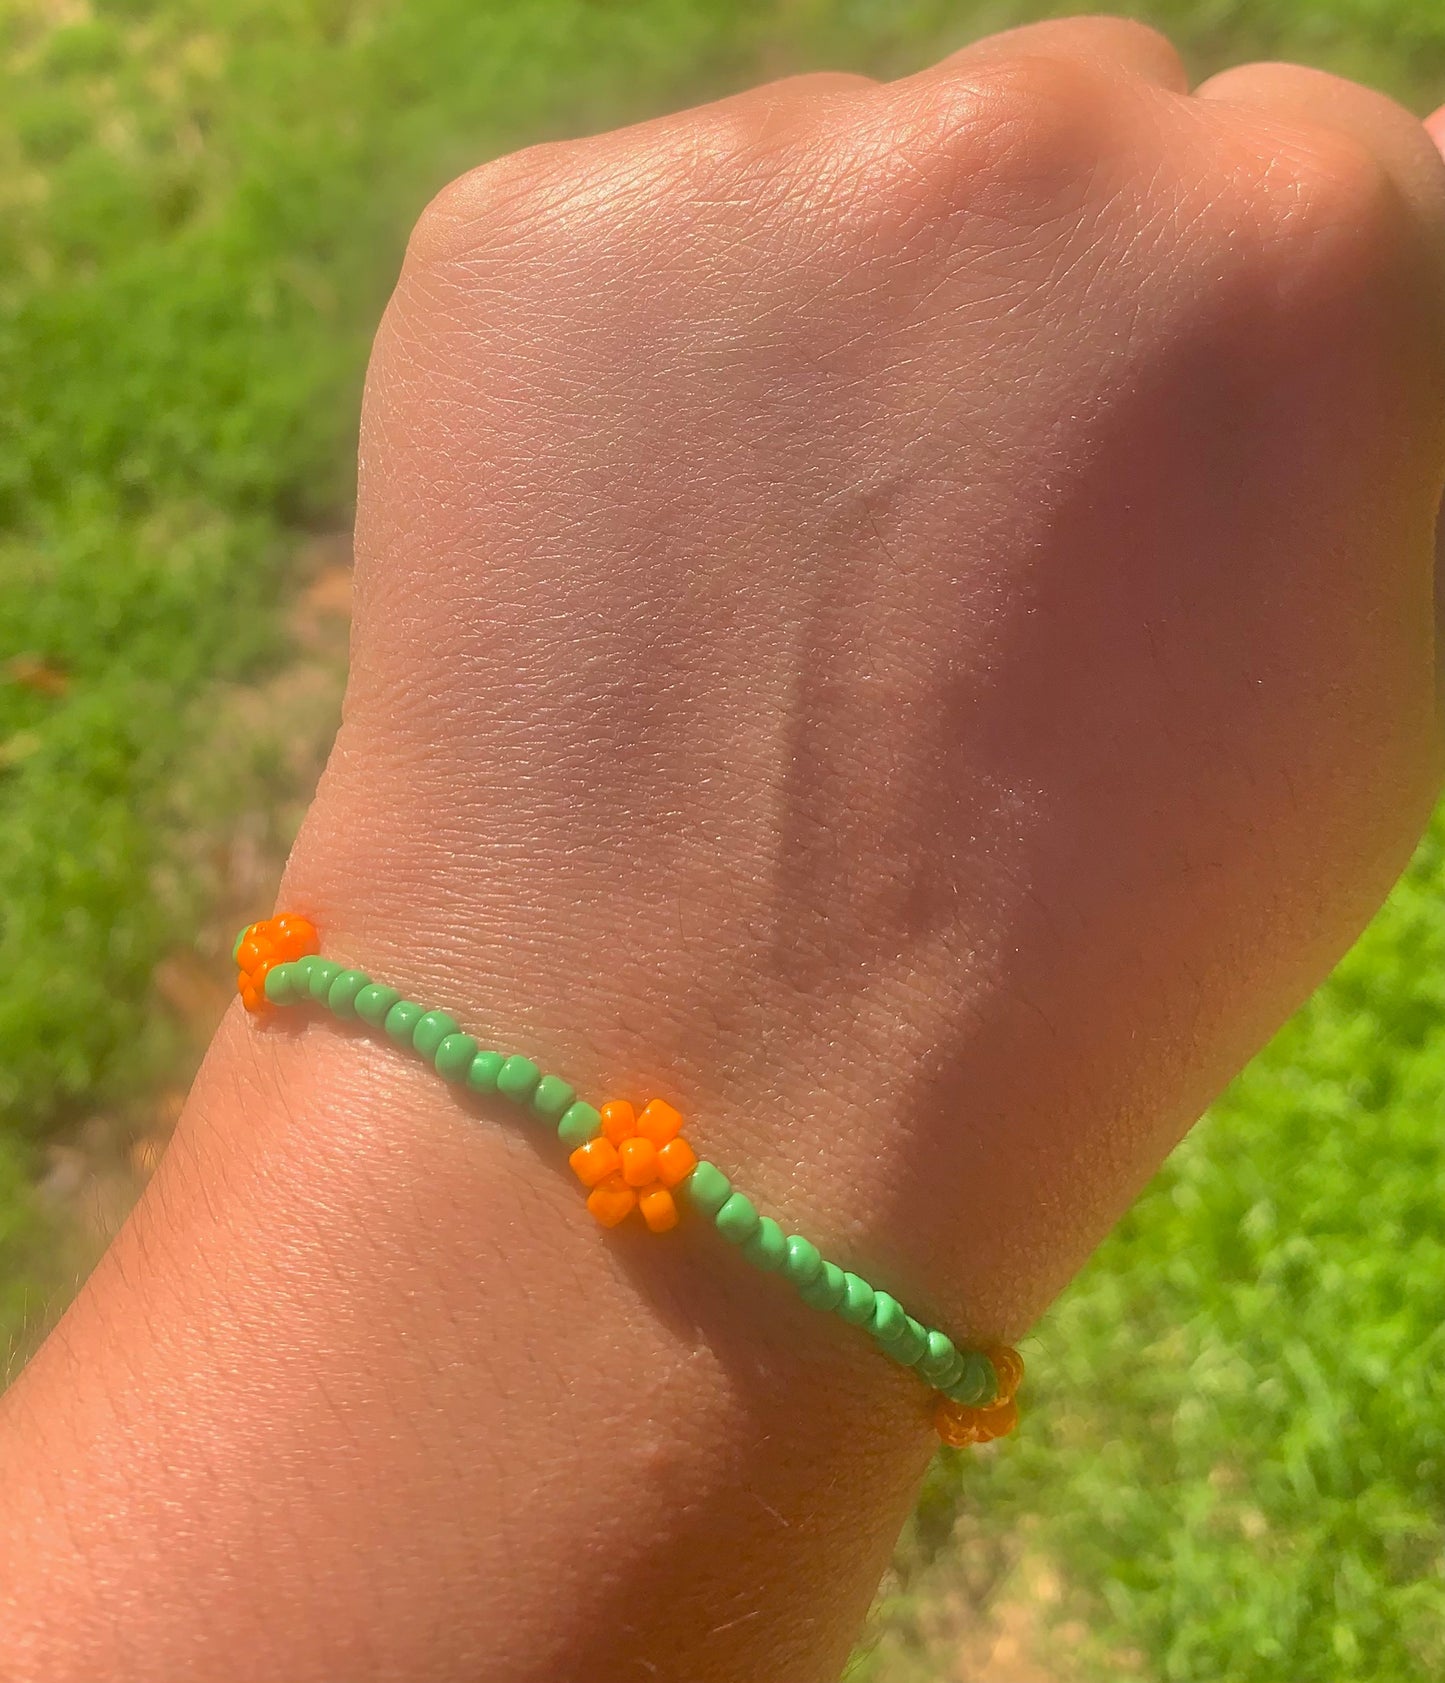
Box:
left=8, top=21, right=1445, bottom=1683
left=287, top=16, right=1445, bottom=1331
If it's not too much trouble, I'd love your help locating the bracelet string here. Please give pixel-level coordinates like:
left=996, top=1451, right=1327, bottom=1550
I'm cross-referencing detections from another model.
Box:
left=234, top=912, right=1023, bottom=1447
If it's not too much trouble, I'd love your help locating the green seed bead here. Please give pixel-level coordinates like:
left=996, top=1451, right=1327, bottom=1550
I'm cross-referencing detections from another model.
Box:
left=412, top=1010, right=461, bottom=1060
left=918, top=1330, right=961, bottom=1385
left=434, top=1033, right=479, bottom=1082
left=263, top=962, right=297, bottom=1004
left=531, top=1074, right=575, bottom=1122
left=232, top=926, right=249, bottom=963
left=685, top=1161, right=731, bottom=1216
left=976, top=1355, right=1000, bottom=1407
left=837, top=1272, right=877, bottom=1326
left=496, top=1055, right=541, bottom=1102
left=929, top=1351, right=966, bottom=1393
left=944, top=1352, right=996, bottom=1408
left=354, top=983, right=401, bottom=1027
left=556, top=1101, right=602, bottom=1149
left=882, top=1314, right=929, bottom=1367
left=798, top=1260, right=847, bottom=1311
left=288, top=954, right=317, bottom=985
left=715, top=1192, right=761, bottom=1245
left=741, top=1216, right=787, bottom=1272
left=384, top=1000, right=424, bottom=1042
left=307, top=959, right=341, bottom=1002
left=467, top=1050, right=505, bottom=1093
left=782, top=1235, right=823, bottom=1288
left=326, top=969, right=370, bottom=1019
left=869, top=1291, right=907, bottom=1345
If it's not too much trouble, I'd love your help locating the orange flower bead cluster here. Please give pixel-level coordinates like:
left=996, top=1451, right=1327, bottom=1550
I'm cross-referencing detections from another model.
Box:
left=934, top=1346, right=1024, bottom=1446
left=568, top=1099, right=698, bottom=1232
left=234, top=913, right=320, bottom=1013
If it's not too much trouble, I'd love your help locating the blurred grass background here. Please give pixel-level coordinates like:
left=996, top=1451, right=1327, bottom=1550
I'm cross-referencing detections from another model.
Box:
left=2, top=3, right=1443, bottom=1679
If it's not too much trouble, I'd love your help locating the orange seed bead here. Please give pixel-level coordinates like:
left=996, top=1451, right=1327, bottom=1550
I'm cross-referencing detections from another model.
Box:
left=271, top=914, right=319, bottom=958
left=569, top=1137, right=621, bottom=1188
left=638, top=1185, right=678, bottom=1233
left=986, top=1346, right=1024, bottom=1404
left=637, top=1098, right=683, bottom=1145
left=934, top=1398, right=986, bottom=1447
left=601, top=1100, right=637, bottom=1147
left=235, top=913, right=320, bottom=1012
left=655, top=1137, right=697, bottom=1188
left=619, top=1136, right=658, bottom=1188
left=972, top=1396, right=1019, bottom=1442
left=237, top=935, right=269, bottom=972
left=587, top=1175, right=638, bottom=1228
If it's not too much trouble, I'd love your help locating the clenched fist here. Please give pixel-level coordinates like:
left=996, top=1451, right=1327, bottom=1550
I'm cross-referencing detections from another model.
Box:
left=292, top=16, right=1445, bottom=1330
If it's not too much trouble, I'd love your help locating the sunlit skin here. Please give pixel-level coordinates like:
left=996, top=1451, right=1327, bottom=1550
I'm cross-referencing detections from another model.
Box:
left=3, top=18, right=1445, bottom=1682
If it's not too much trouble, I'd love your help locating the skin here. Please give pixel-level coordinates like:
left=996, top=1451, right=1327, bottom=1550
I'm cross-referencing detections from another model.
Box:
left=3, top=16, right=1445, bottom=1682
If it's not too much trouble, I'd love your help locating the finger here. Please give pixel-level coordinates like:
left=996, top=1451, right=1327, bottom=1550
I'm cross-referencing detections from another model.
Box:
left=901, top=15, right=1189, bottom=94
left=1196, top=63, right=1445, bottom=270
left=1426, top=103, right=1445, bottom=159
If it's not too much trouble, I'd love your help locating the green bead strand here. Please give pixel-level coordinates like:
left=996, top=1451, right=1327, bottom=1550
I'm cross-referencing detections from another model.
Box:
left=496, top=1055, right=541, bottom=1102
left=837, top=1272, right=878, bottom=1326
left=434, top=1033, right=479, bottom=1082
left=782, top=1235, right=823, bottom=1288
left=383, top=999, right=424, bottom=1043
left=741, top=1216, right=787, bottom=1272
left=412, top=1010, right=460, bottom=1060
left=248, top=931, right=1013, bottom=1426
left=467, top=1050, right=505, bottom=1093
left=932, top=1350, right=966, bottom=1392
left=715, top=1192, right=761, bottom=1244
left=685, top=1161, right=731, bottom=1216
left=918, top=1330, right=961, bottom=1386
left=556, top=1101, right=601, bottom=1149
left=798, top=1260, right=847, bottom=1311
left=884, top=1315, right=929, bottom=1368
left=326, top=969, right=370, bottom=1019
left=944, top=1352, right=997, bottom=1408
left=531, top=1074, right=575, bottom=1122
left=869, top=1291, right=907, bottom=1345
left=354, top=982, right=401, bottom=1027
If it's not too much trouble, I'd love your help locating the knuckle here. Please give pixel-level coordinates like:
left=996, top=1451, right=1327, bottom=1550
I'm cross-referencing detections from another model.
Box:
left=404, top=139, right=578, bottom=272
left=888, top=56, right=1127, bottom=226
left=1223, top=116, right=1445, bottom=398
left=1263, top=123, right=1405, bottom=269
left=1096, top=15, right=1180, bottom=67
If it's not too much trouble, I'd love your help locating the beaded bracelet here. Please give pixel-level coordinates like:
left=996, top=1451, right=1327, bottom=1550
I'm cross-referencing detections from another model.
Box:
left=234, top=912, right=1023, bottom=1447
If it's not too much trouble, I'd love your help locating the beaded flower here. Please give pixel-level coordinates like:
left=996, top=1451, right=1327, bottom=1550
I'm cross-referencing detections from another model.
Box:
left=568, top=1099, right=698, bottom=1232
left=234, top=913, right=320, bottom=1014
left=934, top=1346, right=1024, bottom=1446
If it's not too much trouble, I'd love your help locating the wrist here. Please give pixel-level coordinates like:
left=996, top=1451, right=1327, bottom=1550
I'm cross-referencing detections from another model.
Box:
left=275, top=763, right=1029, bottom=1344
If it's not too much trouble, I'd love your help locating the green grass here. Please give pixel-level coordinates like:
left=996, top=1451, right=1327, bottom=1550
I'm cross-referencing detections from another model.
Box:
left=3, top=2, right=1445, bottom=1678
left=879, top=812, right=1445, bottom=1681
left=0, top=0, right=776, bottom=1158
